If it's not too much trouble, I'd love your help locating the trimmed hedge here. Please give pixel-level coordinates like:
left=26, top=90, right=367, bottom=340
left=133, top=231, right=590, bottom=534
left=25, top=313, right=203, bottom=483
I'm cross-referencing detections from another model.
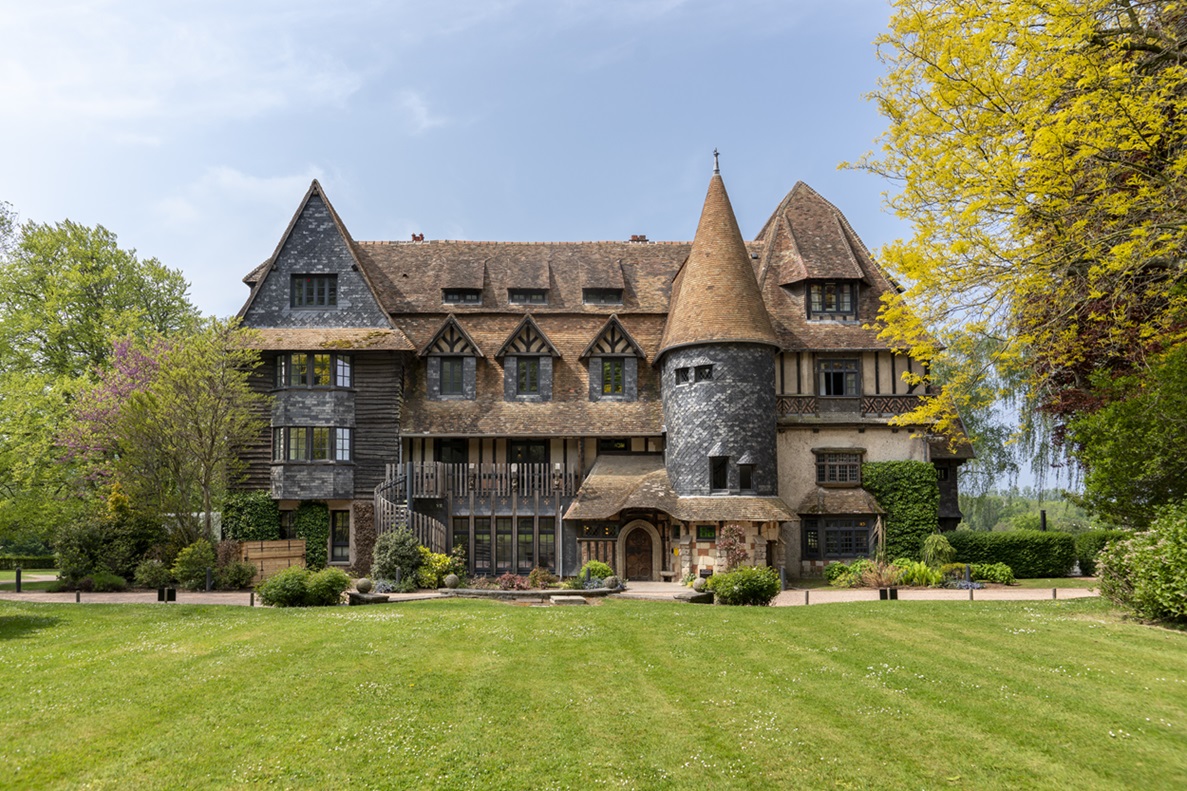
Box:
left=293, top=502, right=329, bottom=571
left=1075, top=529, right=1130, bottom=576
left=862, top=461, right=940, bottom=561
left=222, top=491, right=280, bottom=541
left=946, top=530, right=1076, bottom=578
left=0, top=555, right=56, bottom=570
left=707, top=566, right=781, bottom=605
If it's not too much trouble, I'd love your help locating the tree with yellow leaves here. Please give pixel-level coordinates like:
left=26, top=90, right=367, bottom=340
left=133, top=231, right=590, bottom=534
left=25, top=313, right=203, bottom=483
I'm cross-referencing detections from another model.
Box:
left=854, top=0, right=1187, bottom=453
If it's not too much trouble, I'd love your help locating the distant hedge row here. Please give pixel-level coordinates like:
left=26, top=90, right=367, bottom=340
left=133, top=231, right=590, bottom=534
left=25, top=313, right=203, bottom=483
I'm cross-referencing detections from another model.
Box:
left=0, top=555, right=56, bottom=570
left=946, top=530, right=1076, bottom=578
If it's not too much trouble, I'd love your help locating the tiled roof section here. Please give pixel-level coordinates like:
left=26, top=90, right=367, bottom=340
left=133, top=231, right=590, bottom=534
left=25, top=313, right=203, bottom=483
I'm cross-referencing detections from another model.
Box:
left=398, top=313, right=666, bottom=436
left=563, top=455, right=793, bottom=522
left=243, top=260, right=268, bottom=286
left=249, top=327, right=414, bottom=351
left=354, top=241, right=702, bottom=315
left=754, top=183, right=905, bottom=352
left=794, top=487, right=886, bottom=515
left=658, top=173, right=778, bottom=358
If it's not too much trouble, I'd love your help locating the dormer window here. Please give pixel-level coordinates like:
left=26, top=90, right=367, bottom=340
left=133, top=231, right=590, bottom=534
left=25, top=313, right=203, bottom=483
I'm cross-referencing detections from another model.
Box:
left=291, top=275, right=337, bottom=308
left=808, top=281, right=857, bottom=320
left=443, top=289, right=482, bottom=305
left=583, top=288, right=623, bottom=305
left=509, top=289, right=548, bottom=305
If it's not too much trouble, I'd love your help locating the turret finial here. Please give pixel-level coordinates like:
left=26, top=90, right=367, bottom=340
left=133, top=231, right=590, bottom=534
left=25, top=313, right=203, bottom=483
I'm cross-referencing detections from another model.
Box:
left=713, top=148, right=720, bottom=174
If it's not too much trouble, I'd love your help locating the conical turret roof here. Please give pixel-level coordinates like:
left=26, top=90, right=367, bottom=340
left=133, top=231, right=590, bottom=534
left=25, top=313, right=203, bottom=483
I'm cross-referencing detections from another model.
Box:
left=657, top=169, right=779, bottom=359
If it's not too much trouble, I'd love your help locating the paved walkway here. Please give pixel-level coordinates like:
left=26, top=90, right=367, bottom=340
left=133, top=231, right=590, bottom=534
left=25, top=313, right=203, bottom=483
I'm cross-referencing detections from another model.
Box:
left=0, top=579, right=1097, bottom=607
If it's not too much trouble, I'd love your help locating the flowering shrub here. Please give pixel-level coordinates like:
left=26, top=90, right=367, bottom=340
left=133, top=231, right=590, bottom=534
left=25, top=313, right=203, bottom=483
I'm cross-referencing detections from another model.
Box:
left=1098, top=505, right=1187, bottom=623
left=495, top=573, right=531, bottom=590
left=718, top=524, right=750, bottom=571
left=579, top=560, right=613, bottom=580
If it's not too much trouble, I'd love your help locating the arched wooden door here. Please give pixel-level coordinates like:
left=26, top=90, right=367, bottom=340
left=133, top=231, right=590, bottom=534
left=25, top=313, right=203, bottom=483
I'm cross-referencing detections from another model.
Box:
left=624, top=528, right=654, bottom=581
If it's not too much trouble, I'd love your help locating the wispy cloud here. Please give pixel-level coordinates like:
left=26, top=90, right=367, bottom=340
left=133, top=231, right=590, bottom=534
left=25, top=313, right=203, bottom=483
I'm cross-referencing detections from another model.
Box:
left=397, top=90, right=449, bottom=135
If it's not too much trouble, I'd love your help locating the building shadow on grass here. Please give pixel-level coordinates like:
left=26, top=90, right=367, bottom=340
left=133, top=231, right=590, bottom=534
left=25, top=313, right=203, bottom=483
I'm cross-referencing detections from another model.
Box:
left=0, top=614, right=61, bottom=640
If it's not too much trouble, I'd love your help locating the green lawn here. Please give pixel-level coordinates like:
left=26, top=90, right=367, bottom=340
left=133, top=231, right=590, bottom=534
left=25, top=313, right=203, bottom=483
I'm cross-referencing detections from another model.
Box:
left=1, top=598, right=1185, bottom=790
left=0, top=569, right=55, bottom=581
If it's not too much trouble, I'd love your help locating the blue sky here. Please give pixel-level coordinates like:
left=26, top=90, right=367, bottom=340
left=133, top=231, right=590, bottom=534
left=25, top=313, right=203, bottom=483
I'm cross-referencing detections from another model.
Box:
left=1, top=0, right=901, bottom=318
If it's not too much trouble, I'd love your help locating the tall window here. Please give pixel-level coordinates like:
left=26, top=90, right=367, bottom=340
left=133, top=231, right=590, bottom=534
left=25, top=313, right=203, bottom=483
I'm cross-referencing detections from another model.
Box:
left=739, top=464, right=755, bottom=491
left=538, top=518, right=555, bottom=572
left=440, top=357, right=465, bottom=396
left=517, top=517, right=535, bottom=573
left=602, top=359, right=624, bottom=395
left=495, top=517, right=514, bottom=574
left=816, top=452, right=862, bottom=485
left=291, top=274, right=338, bottom=308
left=710, top=456, right=729, bottom=491
left=452, top=517, right=470, bottom=567
left=819, top=359, right=859, bottom=396
left=330, top=511, right=350, bottom=563
left=311, top=354, right=331, bottom=386
left=808, top=281, right=857, bottom=319
left=473, top=518, right=491, bottom=575
left=517, top=357, right=541, bottom=394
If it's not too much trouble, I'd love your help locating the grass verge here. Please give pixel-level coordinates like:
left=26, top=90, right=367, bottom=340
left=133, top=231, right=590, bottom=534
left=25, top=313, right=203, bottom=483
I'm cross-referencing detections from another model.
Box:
left=1, top=597, right=1184, bottom=790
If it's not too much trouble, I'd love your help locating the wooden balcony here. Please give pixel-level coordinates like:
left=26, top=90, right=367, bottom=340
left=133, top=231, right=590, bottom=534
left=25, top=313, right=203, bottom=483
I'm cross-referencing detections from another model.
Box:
left=400, top=462, right=581, bottom=498
left=776, top=394, right=923, bottom=419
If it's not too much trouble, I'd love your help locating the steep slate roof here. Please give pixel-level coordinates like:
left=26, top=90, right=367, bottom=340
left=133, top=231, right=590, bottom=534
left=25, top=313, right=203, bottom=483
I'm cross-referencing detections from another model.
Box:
left=564, top=454, right=793, bottom=522
left=754, top=182, right=907, bottom=352
left=657, top=171, right=779, bottom=359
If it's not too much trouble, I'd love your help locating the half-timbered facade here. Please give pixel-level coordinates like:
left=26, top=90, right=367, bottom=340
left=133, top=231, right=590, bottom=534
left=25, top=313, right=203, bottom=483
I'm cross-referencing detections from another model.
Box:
left=236, top=165, right=968, bottom=580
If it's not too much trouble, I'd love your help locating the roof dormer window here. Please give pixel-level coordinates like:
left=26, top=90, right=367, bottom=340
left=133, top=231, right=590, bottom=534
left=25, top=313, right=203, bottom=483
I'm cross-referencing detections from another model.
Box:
left=583, top=288, right=623, bottom=305
left=443, top=288, right=482, bottom=305
left=808, top=281, right=857, bottom=321
left=291, top=274, right=337, bottom=308
left=509, top=288, right=548, bottom=305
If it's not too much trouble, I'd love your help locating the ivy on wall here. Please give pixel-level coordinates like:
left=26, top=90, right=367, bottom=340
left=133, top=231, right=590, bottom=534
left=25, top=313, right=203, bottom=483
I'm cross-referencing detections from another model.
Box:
left=862, top=461, right=940, bottom=561
left=294, top=502, right=330, bottom=571
left=222, top=491, right=280, bottom=541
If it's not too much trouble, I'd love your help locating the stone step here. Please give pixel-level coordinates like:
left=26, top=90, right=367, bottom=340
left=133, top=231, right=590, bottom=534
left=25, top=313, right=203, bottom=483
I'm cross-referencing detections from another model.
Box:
left=549, top=595, right=589, bottom=606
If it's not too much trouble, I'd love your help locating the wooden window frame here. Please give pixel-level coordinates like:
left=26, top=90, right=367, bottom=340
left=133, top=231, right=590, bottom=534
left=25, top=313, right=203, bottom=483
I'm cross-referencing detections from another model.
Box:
left=508, top=288, right=548, bottom=305
left=602, top=358, right=624, bottom=395
left=443, top=288, right=482, bottom=305
left=439, top=356, right=465, bottom=396
left=808, top=281, right=857, bottom=320
left=815, top=451, right=862, bottom=486
left=517, top=357, right=541, bottom=394
left=330, top=510, right=350, bottom=563
left=818, top=358, right=860, bottom=397
left=582, top=288, right=623, bottom=305
left=277, top=352, right=352, bottom=389
left=291, top=274, right=338, bottom=308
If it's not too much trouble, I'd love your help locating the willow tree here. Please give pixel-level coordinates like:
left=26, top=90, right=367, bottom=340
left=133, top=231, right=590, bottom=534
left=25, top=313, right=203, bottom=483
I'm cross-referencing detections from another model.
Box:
left=854, top=0, right=1187, bottom=445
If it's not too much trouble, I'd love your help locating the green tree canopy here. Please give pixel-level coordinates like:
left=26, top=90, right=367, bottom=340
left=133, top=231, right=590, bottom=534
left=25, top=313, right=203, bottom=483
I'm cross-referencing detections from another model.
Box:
left=0, top=218, right=198, bottom=379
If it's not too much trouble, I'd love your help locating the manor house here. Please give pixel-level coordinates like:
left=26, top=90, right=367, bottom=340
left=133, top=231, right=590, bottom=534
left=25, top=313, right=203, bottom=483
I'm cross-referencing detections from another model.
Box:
left=235, top=163, right=967, bottom=580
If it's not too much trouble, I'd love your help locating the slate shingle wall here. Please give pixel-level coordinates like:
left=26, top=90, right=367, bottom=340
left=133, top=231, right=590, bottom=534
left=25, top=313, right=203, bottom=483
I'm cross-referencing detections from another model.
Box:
left=661, top=343, right=777, bottom=497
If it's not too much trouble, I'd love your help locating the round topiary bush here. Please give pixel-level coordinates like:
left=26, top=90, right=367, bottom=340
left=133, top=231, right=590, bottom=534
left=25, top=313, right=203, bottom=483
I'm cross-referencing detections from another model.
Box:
left=580, top=560, right=614, bottom=580
left=602, top=575, right=620, bottom=590
left=443, top=573, right=460, bottom=589
left=355, top=577, right=373, bottom=594
left=706, top=566, right=781, bottom=606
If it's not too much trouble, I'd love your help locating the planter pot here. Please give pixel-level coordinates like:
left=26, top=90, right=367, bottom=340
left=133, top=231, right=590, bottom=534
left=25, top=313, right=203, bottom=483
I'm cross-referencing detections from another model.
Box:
left=878, top=587, right=899, bottom=601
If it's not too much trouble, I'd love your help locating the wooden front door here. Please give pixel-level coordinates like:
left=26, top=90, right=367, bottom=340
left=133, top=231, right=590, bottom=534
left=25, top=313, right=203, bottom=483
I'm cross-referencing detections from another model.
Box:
left=625, top=528, right=653, bottom=581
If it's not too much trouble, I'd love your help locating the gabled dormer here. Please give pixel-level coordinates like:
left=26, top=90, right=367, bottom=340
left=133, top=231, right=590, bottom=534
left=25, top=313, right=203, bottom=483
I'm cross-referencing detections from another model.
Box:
left=238, top=180, right=394, bottom=331
left=497, top=315, right=560, bottom=402
left=420, top=315, right=484, bottom=400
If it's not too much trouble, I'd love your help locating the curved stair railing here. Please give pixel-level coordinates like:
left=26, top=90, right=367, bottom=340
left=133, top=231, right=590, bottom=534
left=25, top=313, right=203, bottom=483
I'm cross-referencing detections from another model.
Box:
left=374, top=464, right=447, bottom=553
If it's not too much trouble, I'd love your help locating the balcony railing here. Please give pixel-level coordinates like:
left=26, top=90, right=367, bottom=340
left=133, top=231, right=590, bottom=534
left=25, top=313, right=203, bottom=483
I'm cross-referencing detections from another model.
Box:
left=402, top=462, right=581, bottom=498
left=776, top=394, right=923, bottom=418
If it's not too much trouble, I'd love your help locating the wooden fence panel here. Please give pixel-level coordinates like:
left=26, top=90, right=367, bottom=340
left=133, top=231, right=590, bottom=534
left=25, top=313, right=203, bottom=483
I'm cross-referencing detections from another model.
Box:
left=238, top=539, right=306, bottom=583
